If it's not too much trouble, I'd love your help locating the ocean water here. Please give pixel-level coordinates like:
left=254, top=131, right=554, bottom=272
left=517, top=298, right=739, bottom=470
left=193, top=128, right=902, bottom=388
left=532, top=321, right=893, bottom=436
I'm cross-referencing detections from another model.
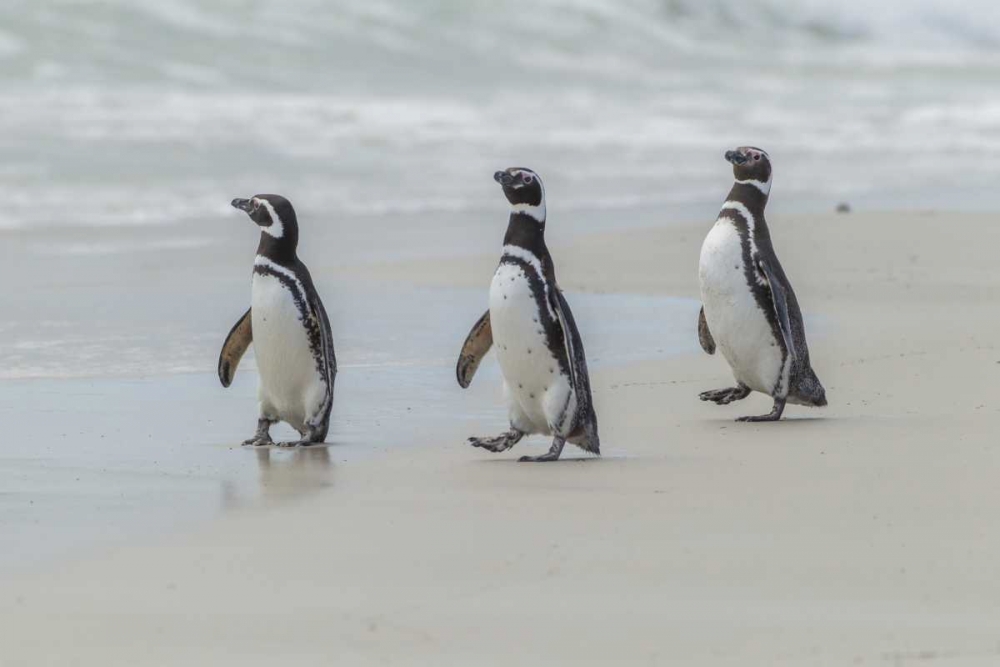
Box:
left=0, top=0, right=999, bottom=234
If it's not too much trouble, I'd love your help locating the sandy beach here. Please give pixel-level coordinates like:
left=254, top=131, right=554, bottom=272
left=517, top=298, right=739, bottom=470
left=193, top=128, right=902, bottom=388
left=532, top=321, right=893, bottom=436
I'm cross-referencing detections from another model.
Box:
left=3, top=210, right=999, bottom=666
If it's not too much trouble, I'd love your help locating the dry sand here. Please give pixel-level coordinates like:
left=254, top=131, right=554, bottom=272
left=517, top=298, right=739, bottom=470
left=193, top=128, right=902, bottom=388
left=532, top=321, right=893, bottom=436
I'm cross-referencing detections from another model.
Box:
left=3, top=211, right=999, bottom=666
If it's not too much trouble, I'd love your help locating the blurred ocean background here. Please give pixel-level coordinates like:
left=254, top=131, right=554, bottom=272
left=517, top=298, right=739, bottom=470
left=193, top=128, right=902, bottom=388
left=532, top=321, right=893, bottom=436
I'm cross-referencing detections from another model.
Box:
left=4, top=0, right=1000, bottom=378
left=1, top=0, right=998, bottom=566
left=1, top=0, right=1000, bottom=233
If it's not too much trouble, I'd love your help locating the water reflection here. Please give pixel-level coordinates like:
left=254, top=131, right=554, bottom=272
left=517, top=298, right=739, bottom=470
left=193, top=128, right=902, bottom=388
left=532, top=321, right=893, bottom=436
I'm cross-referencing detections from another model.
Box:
left=255, top=446, right=333, bottom=503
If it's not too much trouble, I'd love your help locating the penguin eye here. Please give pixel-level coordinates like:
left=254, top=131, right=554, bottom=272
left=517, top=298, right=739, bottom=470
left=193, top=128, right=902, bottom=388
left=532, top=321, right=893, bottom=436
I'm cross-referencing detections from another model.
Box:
left=754, top=155, right=761, bottom=161
left=523, top=175, right=534, bottom=185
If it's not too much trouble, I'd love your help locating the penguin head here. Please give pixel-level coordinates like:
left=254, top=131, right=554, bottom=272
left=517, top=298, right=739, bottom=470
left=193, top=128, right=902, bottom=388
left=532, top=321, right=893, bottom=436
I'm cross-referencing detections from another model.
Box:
left=725, top=147, right=772, bottom=192
left=494, top=168, right=545, bottom=209
left=231, top=194, right=299, bottom=258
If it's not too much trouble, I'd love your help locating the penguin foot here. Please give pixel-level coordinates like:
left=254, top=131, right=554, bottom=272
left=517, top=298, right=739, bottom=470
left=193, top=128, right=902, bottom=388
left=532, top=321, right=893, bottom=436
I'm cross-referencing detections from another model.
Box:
left=699, top=384, right=751, bottom=405
left=518, top=437, right=566, bottom=463
left=468, top=429, right=524, bottom=453
left=242, top=418, right=275, bottom=446
left=735, top=414, right=782, bottom=423
left=518, top=452, right=560, bottom=463
left=736, top=398, right=786, bottom=423
left=276, top=439, right=317, bottom=448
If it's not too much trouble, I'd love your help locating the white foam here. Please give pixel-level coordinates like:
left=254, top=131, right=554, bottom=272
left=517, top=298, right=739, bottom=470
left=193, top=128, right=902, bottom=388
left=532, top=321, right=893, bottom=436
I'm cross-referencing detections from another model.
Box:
left=31, top=239, right=210, bottom=257
left=0, top=0, right=998, bottom=237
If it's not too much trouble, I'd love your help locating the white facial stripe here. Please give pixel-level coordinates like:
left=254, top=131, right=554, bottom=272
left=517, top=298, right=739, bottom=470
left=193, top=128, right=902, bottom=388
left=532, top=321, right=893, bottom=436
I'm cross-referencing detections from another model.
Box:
left=255, top=198, right=284, bottom=239
left=736, top=177, right=772, bottom=195
left=501, top=244, right=556, bottom=320
left=507, top=171, right=546, bottom=221
left=511, top=202, right=546, bottom=222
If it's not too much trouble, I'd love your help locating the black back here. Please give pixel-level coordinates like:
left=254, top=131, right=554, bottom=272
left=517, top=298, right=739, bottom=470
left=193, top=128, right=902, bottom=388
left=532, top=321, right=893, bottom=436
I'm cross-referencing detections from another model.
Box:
left=720, top=151, right=815, bottom=388
left=232, top=193, right=338, bottom=424
left=495, top=167, right=597, bottom=442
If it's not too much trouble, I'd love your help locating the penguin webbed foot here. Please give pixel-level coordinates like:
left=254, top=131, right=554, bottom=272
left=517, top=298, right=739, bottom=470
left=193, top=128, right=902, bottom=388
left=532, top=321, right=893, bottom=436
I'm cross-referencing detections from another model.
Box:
left=276, top=439, right=318, bottom=448
left=518, top=437, right=565, bottom=463
left=242, top=418, right=275, bottom=447
left=468, top=429, right=524, bottom=453
left=277, top=427, right=326, bottom=448
left=736, top=398, right=786, bottom=423
left=699, top=384, right=751, bottom=405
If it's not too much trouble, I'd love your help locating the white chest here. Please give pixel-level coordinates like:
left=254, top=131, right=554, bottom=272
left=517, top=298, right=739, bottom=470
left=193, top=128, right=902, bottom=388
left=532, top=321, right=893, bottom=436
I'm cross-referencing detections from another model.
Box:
left=699, top=220, right=785, bottom=394
left=489, top=263, right=553, bottom=374
left=250, top=271, right=319, bottom=414
left=699, top=219, right=749, bottom=299
left=488, top=262, right=568, bottom=431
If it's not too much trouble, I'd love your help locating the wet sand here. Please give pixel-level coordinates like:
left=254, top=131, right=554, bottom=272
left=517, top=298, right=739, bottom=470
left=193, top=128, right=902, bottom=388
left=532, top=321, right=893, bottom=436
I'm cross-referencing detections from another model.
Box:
left=3, top=211, right=1000, bottom=665
left=0, top=206, right=696, bottom=571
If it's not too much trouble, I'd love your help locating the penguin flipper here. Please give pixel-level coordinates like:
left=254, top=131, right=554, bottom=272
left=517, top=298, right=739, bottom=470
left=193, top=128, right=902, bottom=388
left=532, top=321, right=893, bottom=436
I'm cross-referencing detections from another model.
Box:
left=294, top=262, right=336, bottom=441
left=219, top=308, right=252, bottom=387
left=698, top=306, right=716, bottom=355
left=309, top=291, right=337, bottom=384
left=308, top=292, right=337, bottom=436
left=757, top=258, right=798, bottom=363
left=552, top=290, right=597, bottom=442
left=456, top=310, right=493, bottom=388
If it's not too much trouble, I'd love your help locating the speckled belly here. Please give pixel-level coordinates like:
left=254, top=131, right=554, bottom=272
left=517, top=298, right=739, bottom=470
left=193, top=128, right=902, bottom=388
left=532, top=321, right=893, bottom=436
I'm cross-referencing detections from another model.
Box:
left=489, top=263, right=572, bottom=433
left=699, top=220, right=785, bottom=394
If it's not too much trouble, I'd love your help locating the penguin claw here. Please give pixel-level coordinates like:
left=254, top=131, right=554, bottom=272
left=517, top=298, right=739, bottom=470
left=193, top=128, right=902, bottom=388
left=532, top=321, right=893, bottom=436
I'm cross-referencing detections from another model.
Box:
left=276, top=440, right=315, bottom=448
left=241, top=437, right=273, bottom=447
left=518, top=453, right=559, bottom=463
left=518, top=437, right=566, bottom=463
left=468, top=430, right=525, bottom=453
left=735, top=399, right=786, bottom=422
left=699, top=389, right=725, bottom=403
left=699, top=386, right=751, bottom=405
left=468, top=437, right=502, bottom=452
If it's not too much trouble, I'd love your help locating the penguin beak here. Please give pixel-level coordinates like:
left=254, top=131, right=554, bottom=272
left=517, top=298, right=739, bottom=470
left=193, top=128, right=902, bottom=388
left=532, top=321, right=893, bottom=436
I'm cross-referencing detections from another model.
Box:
left=725, top=150, right=748, bottom=166
left=494, top=171, right=514, bottom=186
left=231, top=198, right=252, bottom=213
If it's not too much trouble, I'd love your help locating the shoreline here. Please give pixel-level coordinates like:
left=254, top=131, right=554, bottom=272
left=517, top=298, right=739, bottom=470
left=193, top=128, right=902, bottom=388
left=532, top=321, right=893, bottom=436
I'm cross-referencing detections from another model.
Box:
left=3, top=211, right=1000, bottom=664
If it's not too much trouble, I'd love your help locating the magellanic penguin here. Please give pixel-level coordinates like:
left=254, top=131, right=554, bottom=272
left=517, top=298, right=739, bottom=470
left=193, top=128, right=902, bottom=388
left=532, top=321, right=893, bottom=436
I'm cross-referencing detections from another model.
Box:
left=456, top=168, right=599, bottom=462
left=697, top=147, right=826, bottom=421
left=218, top=194, right=336, bottom=447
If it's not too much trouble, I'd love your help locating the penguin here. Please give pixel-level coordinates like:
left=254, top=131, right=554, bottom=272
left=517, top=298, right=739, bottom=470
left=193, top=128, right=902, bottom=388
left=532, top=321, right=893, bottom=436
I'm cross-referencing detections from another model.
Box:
left=218, top=194, right=336, bottom=447
left=456, top=168, right=600, bottom=462
left=697, top=147, right=827, bottom=421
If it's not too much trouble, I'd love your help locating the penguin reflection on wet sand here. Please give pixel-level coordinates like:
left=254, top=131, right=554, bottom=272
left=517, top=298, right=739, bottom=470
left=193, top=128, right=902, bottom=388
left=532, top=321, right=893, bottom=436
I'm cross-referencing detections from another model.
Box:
left=456, top=168, right=600, bottom=462
left=697, top=147, right=826, bottom=421
left=218, top=194, right=337, bottom=447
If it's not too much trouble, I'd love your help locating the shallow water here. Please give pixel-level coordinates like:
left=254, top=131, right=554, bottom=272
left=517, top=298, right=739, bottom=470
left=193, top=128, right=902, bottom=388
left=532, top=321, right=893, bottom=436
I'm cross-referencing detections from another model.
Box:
left=0, top=285, right=698, bottom=569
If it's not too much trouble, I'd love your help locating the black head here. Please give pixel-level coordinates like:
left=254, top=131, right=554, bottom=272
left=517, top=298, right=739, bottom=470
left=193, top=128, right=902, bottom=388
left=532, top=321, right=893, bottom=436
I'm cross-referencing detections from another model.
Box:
left=231, top=194, right=299, bottom=261
left=494, top=167, right=545, bottom=210
left=725, top=147, right=772, bottom=190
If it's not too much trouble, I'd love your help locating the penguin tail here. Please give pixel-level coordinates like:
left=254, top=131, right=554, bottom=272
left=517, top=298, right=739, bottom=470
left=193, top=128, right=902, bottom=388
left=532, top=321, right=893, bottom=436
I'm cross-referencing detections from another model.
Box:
left=569, top=412, right=601, bottom=456
left=792, top=369, right=827, bottom=407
